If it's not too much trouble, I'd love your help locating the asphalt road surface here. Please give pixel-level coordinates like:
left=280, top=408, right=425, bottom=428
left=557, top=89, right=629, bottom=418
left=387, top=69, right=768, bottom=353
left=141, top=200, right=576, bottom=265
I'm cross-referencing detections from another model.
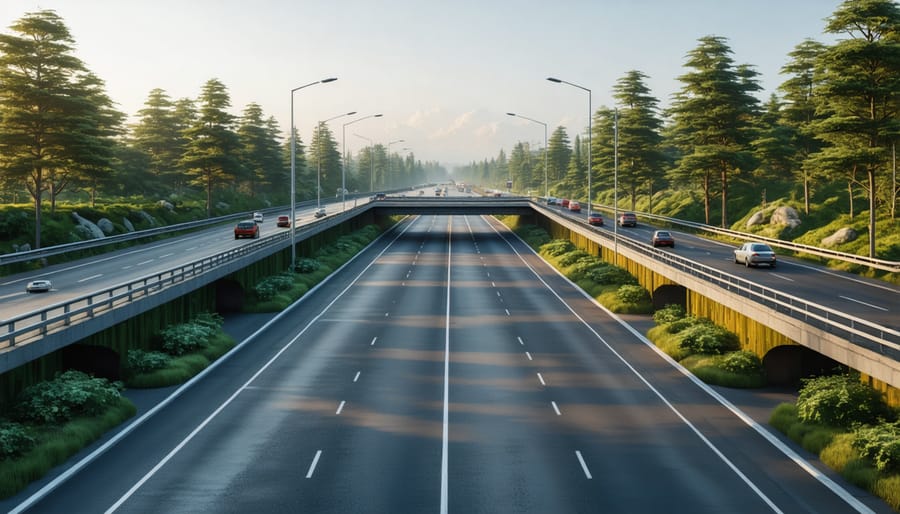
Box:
left=4, top=215, right=892, bottom=513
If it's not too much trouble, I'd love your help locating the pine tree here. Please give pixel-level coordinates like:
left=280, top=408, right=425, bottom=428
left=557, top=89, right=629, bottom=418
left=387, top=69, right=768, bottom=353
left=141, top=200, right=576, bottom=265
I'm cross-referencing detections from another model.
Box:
left=807, top=0, right=900, bottom=257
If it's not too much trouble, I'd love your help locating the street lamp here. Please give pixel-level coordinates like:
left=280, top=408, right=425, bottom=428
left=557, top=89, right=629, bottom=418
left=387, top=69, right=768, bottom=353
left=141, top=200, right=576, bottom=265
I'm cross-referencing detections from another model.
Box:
left=614, top=107, right=619, bottom=261
left=507, top=112, right=548, bottom=198
left=547, top=77, right=591, bottom=217
left=354, top=133, right=375, bottom=192
left=387, top=139, right=405, bottom=189
left=316, top=111, right=356, bottom=210
left=342, top=114, right=383, bottom=210
left=291, top=77, right=337, bottom=270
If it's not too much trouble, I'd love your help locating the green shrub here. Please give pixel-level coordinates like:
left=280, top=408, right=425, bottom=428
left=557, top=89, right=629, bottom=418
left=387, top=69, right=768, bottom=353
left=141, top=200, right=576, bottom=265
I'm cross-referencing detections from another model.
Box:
left=853, top=421, right=900, bottom=474
left=193, top=311, right=224, bottom=330
left=296, top=257, right=321, bottom=273
left=666, top=316, right=707, bottom=334
left=557, top=250, right=590, bottom=267
left=570, top=255, right=605, bottom=276
left=587, top=265, right=638, bottom=285
left=160, top=321, right=214, bottom=356
left=0, top=422, right=35, bottom=460
left=126, top=349, right=172, bottom=374
left=678, top=323, right=740, bottom=355
left=616, top=284, right=650, bottom=304
left=540, top=239, right=576, bottom=257
left=254, top=273, right=295, bottom=301
left=14, top=371, right=123, bottom=425
left=820, top=433, right=858, bottom=472
left=653, top=304, right=686, bottom=324
left=796, top=374, right=892, bottom=429
left=721, top=351, right=763, bottom=376
left=769, top=403, right=799, bottom=433
left=873, top=475, right=900, bottom=511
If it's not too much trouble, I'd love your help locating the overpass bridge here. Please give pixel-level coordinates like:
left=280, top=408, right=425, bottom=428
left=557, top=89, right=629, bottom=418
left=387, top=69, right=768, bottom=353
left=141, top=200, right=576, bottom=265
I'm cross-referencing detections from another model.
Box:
left=1, top=195, right=897, bottom=401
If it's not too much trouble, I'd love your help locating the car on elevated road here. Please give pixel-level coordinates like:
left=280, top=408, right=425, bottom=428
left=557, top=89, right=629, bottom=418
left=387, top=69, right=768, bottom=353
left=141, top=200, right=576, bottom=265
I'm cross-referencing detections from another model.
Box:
left=234, top=220, right=260, bottom=239
left=734, top=242, right=776, bottom=268
left=588, top=213, right=604, bottom=226
left=26, top=279, right=52, bottom=293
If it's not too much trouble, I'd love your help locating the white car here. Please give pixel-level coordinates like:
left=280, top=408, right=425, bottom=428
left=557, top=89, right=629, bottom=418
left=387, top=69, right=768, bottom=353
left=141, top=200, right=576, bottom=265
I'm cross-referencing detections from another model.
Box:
left=252, top=212, right=264, bottom=223
left=734, top=242, right=777, bottom=268
left=314, top=208, right=326, bottom=218
left=26, top=279, right=52, bottom=293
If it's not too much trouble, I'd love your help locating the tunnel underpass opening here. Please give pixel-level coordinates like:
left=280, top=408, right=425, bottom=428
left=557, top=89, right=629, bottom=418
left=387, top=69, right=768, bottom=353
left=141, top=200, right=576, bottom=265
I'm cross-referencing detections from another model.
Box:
left=652, top=284, right=687, bottom=311
left=62, top=344, right=121, bottom=381
left=763, top=345, right=845, bottom=387
left=216, top=279, right=245, bottom=313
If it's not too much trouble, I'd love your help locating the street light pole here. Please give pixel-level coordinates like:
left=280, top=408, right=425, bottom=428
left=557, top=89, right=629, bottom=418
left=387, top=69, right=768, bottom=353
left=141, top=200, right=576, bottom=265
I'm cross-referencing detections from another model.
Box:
left=547, top=77, right=591, bottom=217
left=291, top=77, right=337, bottom=270
left=387, top=139, right=405, bottom=189
left=342, top=114, right=383, bottom=210
left=316, top=111, right=356, bottom=210
left=354, top=133, right=375, bottom=192
left=507, top=112, right=548, bottom=198
left=614, top=108, right=619, bottom=262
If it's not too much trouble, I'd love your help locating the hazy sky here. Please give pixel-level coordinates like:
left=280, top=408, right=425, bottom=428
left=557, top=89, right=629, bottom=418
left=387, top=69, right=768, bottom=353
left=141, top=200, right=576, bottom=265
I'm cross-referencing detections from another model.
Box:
left=1, top=0, right=841, bottom=169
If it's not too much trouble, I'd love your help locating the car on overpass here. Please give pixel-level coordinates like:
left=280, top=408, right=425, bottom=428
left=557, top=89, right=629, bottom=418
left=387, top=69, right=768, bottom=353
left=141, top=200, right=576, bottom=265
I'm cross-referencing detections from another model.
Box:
left=276, top=215, right=291, bottom=227
left=734, top=242, right=777, bottom=268
left=588, top=213, right=604, bottom=226
left=651, top=230, right=675, bottom=248
left=314, top=208, right=327, bottom=218
left=568, top=201, right=581, bottom=212
left=252, top=212, right=264, bottom=223
left=234, top=220, right=260, bottom=239
left=618, top=212, right=637, bottom=227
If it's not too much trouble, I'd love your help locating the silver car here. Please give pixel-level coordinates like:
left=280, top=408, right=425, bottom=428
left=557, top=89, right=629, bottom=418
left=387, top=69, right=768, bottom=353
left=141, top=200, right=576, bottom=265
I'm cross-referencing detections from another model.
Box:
left=734, top=242, right=776, bottom=268
left=26, top=279, right=53, bottom=293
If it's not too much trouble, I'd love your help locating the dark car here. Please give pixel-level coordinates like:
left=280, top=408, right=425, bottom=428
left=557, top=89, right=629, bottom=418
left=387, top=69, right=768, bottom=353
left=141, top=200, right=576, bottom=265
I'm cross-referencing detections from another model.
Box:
left=651, top=230, right=675, bottom=248
left=234, top=220, right=260, bottom=239
left=618, top=212, right=637, bottom=227
left=374, top=193, right=386, bottom=200
left=734, top=242, right=776, bottom=268
left=588, top=213, right=604, bottom=226
left=276, top=215, right=291, bottom=227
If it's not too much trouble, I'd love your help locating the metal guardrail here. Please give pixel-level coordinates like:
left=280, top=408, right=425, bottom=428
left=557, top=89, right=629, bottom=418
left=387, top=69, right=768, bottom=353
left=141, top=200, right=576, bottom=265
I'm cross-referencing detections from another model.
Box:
left=0, top=205, right=288, bottom=266
left=533, top=203, right=900, bottom=360
left=0, top=228, right=291, bottom=348
left=568, top=199, right=900, bottom=273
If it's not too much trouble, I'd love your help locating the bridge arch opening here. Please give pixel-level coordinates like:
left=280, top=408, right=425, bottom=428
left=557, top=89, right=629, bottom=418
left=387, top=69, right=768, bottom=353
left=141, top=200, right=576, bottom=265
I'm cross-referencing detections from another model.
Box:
left=62, top=344, right=121, bottom=381
left=216, top=279, right=245, bottom=313
left=762, top=345, right=845, bottom=387
left=651, top=284, right=687, bottom=311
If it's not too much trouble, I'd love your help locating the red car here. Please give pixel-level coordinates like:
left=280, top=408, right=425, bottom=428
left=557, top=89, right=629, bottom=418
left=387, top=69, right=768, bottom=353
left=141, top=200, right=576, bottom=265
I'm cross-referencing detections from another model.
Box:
left=560, top=199, right=570, bottom=208
left=568, top=201, right=581, bottom=212
left=234, top=220, right=260, bottom=239
left=651, top=230, right=675, bottom=248
left=276, top=215, right=291, bottom=227
left=588, top=213, right=604, bottom=226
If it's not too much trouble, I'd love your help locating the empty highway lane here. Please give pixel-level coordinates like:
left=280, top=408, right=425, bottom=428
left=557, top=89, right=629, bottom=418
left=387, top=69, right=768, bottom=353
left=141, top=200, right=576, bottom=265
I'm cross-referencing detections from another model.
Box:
left=7, top=215, right=888, bottom=513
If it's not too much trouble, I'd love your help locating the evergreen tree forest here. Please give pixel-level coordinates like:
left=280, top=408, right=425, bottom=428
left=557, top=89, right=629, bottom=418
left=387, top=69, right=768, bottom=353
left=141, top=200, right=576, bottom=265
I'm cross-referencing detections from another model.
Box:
left=453, top=0, right=898, bottom=259
left=1, top=2, right=898, bottom=259
left=0, top=10, right=436, bottom=248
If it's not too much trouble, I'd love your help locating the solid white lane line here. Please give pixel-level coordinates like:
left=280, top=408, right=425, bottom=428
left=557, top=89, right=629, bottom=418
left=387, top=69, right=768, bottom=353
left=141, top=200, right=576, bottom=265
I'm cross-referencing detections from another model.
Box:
left=839, top=295, right=888, bottom=312
left=137, top=259, right=153, bottom=266
left=159, top=253, right=174, bottom=258
left=306, top=450, right=322, bottom=478
left=517, top=336, right=524, bottom=346
left=551, top=401, right=561, bottom=416
left=440, top=217, right=452, bottom=514
left=60, top=219, right=422, bottom=514
left=353, top=371, right=361, bottom=382
left=370, top=337, right=377, bottom=346
left=186, top=246, right=198, bottom=251
left=490, top=220, right=790, bottom=513
left=537, top=372, right=546, bottom=386
left=525, top=352, right=533, bottom=361
left=336, top=401, right=346, bottom=415
left=77, top=274, right=103, bottom=283
left=575, top=451, right=593, bottom=479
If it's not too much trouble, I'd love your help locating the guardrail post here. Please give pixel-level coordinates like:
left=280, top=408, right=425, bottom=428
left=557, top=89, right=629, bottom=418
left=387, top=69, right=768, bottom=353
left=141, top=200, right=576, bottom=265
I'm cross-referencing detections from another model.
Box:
left=64, top=303, right=71, bottom=326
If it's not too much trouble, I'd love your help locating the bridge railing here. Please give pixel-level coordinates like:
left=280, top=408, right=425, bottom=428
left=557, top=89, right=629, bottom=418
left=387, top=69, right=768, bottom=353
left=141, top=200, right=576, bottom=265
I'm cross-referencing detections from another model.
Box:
left=0, top=230, right=291, bottom=349
left=535, top=204, right=900, bottom=360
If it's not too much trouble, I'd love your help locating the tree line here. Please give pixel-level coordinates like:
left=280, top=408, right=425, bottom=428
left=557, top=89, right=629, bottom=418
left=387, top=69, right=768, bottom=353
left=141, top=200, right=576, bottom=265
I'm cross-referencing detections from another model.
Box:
left=0, top=10, right=445, bottom=249
left=455, top=0, right=899, bottom=258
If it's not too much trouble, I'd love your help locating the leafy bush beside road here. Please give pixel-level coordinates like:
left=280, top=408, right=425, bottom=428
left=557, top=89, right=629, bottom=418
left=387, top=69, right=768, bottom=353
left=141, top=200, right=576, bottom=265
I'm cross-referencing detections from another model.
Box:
left=770, top=374, right=900, bottom=510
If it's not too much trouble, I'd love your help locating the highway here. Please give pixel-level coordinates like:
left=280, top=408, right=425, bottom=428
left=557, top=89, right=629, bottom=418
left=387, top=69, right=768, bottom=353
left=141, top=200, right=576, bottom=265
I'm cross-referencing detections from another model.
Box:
left=5, top=214, right=890, bottom=513
left=546, top=205, right=899, bottom=331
